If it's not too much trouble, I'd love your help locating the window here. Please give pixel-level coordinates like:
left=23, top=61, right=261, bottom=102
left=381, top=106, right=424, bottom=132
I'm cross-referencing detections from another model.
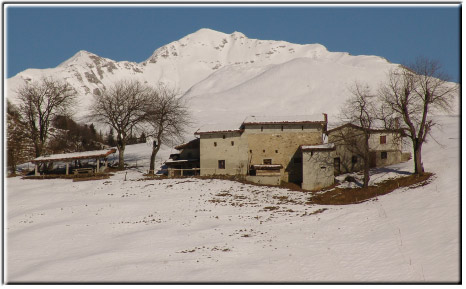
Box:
left=218, top=160, right=225, bottom=169
left=275, top=150, right=278, bottom=153
left=231, top=141, right=234, bottom=146
left=250, top=150, right=252, bottom=153
left=263, top=159, right=272, bottom=165
left=381, top=151, right=388, bottom=159
left=380, top=135, right=387, bottom=144
left=214, top=142, right=217, bottom=147
left=263, top=149, right=265, bottom=153
left=352, top=156, right=358, bottom=164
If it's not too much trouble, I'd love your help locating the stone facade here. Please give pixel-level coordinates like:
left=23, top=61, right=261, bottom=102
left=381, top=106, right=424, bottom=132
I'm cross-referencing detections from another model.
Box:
left=327, top=124, right=403, bottom=174
left=195, top=115, right=327, bottom=184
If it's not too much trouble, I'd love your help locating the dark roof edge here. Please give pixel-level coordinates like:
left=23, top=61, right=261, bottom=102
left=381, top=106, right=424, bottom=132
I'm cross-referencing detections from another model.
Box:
left=327, top=123, right=402, bottom=134
left=194, top=129, right=244, bottom=135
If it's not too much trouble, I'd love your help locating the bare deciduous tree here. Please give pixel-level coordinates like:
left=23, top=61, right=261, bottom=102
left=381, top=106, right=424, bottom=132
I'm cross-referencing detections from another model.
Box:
left=15, top=77, right=77, bottom=157
left=332, top=82, right=377, bottom=188
left=89, top=80, right=150, bottom=169
left=7, top=100, right=33, bottom=174
left=378, top=57, right=458, bottom=175
left=145, top=84, right=191, bottom=174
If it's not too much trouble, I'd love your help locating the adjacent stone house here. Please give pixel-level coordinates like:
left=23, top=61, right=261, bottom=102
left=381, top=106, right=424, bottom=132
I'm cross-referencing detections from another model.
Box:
left=327, top=123, right=404, bottom=174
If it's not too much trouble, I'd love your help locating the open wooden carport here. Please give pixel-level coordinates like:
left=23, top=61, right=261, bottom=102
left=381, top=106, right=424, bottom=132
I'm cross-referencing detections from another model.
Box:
left=31, top=148, right=117, bottom=176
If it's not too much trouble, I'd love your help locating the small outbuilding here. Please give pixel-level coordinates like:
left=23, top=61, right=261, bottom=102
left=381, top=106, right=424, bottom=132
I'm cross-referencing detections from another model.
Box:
left=301, top=143, right=336, bottom=191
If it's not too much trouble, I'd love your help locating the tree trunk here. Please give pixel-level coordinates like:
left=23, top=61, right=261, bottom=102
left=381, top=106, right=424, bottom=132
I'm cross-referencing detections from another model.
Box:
left=34, top=140, right=42, bottom=158
left=413, top=140, right=424, bottom=175
left=117, top=145, right=125, bottom=170
left=149, top=141, right=160, bottom=175
left=363, top=161, right=370, bottom=188
left=362, top=136, right=370, bottom=188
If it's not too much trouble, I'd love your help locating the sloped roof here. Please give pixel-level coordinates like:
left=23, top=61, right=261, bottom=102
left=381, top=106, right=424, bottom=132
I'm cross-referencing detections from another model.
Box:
left=174, top=138, right=200, bottom=150
left=195, top=114, right=327, bottom=134
left=327, top=122, right=401, bottom=134
left=194, top=122, right=244, bottom=135
left=243, top=114, right=326, bottom=125
left=32, top=148, right=117, bottom=163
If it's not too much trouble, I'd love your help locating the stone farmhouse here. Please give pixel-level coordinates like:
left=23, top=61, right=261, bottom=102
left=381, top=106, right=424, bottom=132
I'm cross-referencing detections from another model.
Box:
left=327, top=123, right=408, bottom=174
left=166, top=114, right=407, bottom=191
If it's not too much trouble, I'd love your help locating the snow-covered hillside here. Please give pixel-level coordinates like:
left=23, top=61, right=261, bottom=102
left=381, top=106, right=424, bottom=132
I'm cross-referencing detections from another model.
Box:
left=5, top=28, right=460, bottom=283
left=7, top=28, right=400, bottom=128
left=6, top=115, right=459, bottom=282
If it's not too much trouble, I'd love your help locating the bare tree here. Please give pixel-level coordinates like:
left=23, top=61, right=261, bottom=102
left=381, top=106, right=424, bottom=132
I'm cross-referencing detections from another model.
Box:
left=89, top=80, right=150, bottom=169
left=145, top=84, right=191, bottom=174
left=7, top=100, right=33, bottom=174
left=330, top=82, right=376, bottom=188
left=15, top=77, right=77, bottom=157
left=378, top=57, right=458, bottom=175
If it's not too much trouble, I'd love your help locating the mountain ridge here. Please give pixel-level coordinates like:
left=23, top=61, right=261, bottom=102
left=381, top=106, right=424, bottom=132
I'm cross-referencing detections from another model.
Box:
left=7, top=28, right=411, bottom=129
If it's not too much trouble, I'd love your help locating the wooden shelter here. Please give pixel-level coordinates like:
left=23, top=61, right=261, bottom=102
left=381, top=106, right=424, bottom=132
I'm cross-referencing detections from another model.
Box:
left=31, top=148, right=117, bottom=176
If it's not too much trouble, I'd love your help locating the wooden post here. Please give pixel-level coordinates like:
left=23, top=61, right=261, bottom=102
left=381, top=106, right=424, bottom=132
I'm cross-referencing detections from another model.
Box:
left=96, top=158, right=100, bottom=173
left=66, top=163, right=69, bottom=175
left=35, top=164, right=39, bottom=176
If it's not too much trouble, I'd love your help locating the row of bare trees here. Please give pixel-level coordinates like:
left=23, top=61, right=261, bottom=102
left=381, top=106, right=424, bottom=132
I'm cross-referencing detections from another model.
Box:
left=336, top=56, right=458, bottom=187
left=88, top=80, right=190, bottom=173
left=7, top=77, right=190, bottom=175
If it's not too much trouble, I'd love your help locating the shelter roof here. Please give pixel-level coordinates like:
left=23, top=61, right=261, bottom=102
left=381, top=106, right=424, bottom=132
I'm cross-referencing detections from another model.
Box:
left=32, top=148, right=116, bottom=163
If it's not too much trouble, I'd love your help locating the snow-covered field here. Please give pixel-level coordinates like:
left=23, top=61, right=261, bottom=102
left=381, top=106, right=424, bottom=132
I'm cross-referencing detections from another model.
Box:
left=5, top=115, right=459, bottom=283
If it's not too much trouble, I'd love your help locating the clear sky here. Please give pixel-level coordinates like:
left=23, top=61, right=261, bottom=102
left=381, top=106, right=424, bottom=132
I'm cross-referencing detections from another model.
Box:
left=5, top=4, right=461, bottom=82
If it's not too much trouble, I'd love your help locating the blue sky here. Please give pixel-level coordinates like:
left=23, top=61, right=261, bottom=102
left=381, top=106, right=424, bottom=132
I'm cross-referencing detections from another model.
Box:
left=6, top=4, right=460, bottom=82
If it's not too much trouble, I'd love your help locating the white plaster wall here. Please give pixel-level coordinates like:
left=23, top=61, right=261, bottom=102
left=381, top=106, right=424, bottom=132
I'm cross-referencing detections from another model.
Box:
left=302, top=150, right=335, bottom=191
left=199, top=132, right=248, bottom=176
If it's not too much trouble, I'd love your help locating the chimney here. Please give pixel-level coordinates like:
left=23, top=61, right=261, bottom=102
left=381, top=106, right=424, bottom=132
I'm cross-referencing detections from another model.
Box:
left=323, top=113, right=328, bottom=133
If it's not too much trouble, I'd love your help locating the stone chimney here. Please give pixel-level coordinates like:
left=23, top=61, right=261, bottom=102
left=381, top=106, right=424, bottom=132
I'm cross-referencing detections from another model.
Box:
left=323, top=113, right=328, bottom=133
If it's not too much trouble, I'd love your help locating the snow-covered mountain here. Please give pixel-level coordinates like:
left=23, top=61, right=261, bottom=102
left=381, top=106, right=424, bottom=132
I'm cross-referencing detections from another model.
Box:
left=6, top=28, right=454, bottom=130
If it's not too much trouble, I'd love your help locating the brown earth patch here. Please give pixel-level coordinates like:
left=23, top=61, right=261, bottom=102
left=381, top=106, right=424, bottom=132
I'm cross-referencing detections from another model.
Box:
left=307, top=173, right=433, bottom=205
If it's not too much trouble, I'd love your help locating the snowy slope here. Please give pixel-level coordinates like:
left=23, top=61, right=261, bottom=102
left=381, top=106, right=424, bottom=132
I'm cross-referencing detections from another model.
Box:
left=6, top=28, right=399, bottom=127
left=5, top=115, right=459, bottom=282
left=5, top=29, right=460, bottom=282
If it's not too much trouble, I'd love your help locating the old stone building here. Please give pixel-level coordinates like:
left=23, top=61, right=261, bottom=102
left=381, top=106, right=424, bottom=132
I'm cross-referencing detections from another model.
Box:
left=169, top=115, right=408, bottom=191
left=194, top=114, right=330, bottom=187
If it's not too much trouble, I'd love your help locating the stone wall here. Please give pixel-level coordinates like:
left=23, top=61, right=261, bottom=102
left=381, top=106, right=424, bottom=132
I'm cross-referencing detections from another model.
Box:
left=302, top=150, right=335, bottom=191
